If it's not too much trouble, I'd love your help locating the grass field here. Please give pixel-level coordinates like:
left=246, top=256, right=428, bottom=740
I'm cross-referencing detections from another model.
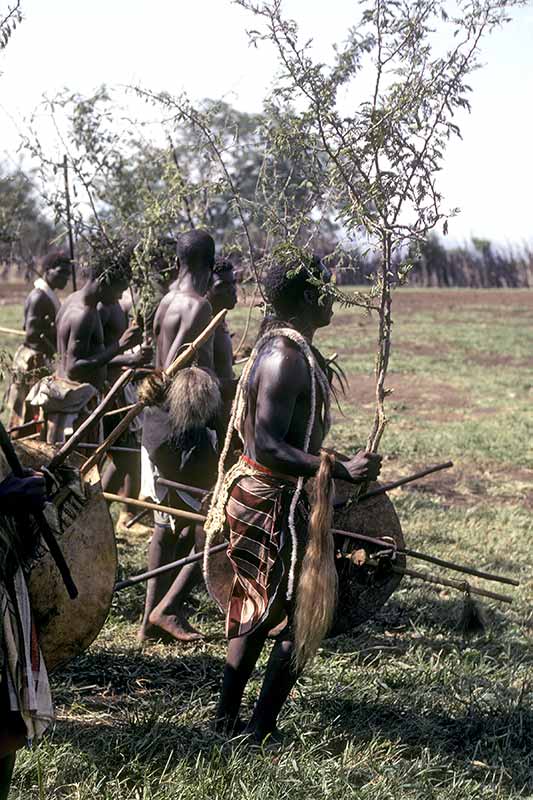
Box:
left=1, top=287, right=532, bottom=799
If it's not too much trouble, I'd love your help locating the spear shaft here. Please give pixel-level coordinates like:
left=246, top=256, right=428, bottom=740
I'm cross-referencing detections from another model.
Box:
left=63, top=154, right=76, bottom=290
left=105, top=492, right=518, bottom=591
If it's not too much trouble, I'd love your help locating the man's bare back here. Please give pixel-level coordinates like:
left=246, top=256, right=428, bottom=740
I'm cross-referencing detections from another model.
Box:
left=154, top=290, right=214, bottom=371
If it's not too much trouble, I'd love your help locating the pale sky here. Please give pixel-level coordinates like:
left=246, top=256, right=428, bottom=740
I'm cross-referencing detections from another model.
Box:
left=1, top=0, right=532, bottom=245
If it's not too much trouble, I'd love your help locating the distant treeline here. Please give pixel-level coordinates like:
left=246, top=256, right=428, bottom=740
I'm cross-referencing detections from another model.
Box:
left=336, top=235, right=533, bottom=288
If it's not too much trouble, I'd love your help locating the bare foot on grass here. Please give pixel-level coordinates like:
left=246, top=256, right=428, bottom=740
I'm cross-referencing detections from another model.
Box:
left=142, top=610, right=204, bottom=642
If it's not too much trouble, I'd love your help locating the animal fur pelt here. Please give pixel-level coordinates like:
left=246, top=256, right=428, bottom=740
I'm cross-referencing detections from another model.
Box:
left=294, top=450, right=338, bottom=669
left=137, top=370, right=169, bottom=408
left=459, top=589, right=487, bottom=636
left=167, top=367, right=221, bottom=437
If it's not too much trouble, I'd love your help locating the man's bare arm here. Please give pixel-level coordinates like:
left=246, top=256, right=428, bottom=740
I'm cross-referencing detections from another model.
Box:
left=254, top=348, right=381, bottom=483
left=108, top=345, right=152, bottom=368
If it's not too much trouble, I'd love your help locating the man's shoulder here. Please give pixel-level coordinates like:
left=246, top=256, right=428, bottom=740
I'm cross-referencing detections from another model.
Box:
left=27, top=286, right=53, bottom=310
left=256, top=335, right=308, bottom=375
left=164, top=292, right=212, bottom=324
left=58, top=295, right=95, bottom=328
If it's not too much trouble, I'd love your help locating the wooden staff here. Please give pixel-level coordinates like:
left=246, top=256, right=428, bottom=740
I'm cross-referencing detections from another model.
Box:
left=63, top=154, right=76, bottom=290
left=156, top=476, right=208, bottom=498
left=0, top=325, right=24, bottom=337
left=103, top=404, right=135, bottom=419
left=357, top=461, right=454, bottom=502
left=77, top=443, right=140, bottom=454
left=154, top=461, right=454, bottom=508
left=102, top=492, right=205, bottom=524
left=8, top=419, right=44, bottom=435
left=364, top=560, right=513, bottom=605
left=333, top=528, right=519, bottom=587
left=48, top=368, right=136, bottom=471
left=333, top=461, right=454, bottom=509
left=80, top=309, right=227, bottom=475
left=116, top=542, right=514, bottom=602
left=125, top=508, right=152, bottom=529
left=105, top=490, right=518, bottom=595
left=114, top=542, right=228, bottom=591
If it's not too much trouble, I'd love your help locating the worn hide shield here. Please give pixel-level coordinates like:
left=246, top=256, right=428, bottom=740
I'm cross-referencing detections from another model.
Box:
left=330, top=479, right=405, bottom=636
left=14, top=440, right=117, bottom=671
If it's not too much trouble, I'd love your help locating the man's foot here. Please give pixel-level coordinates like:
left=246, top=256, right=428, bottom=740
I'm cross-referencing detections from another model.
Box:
left=146, top=610, right=204, bottom=642
left=137, top=622, right=176, bottom=644
left=244, top=723, right=285, bottom=748
left=116, top=511, right=152, bottom=536
left=213, top=715, right=246, bottom=737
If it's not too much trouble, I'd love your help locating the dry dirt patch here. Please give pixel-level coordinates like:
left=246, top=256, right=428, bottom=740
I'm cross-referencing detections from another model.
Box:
left=342, top=372, right=467, bottom=419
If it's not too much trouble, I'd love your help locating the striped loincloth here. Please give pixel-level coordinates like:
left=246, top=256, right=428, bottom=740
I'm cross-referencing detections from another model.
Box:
left=225, top=463, right=308, bottom=639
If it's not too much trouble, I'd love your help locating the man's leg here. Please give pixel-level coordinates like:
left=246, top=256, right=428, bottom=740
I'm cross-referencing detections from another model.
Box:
left=0, top=699, right=25, bottom=800
left=147, top=526, right=204, bottom=642
left=216, top=628, right=269, bottom=734
left=0, top=754, right=16, bottom=800
left=138, top=522, right=178, bottom=641
left=102, top=452, right=142, bottom=527
left=247, top=636, right=300, bottom=742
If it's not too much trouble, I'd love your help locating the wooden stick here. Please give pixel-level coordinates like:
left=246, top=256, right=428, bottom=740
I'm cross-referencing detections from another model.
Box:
left=102, top=492, right=206, bottom=524
left=48, top=368, right=135, bottom=470
left=8, top=419, right=44, bottom=435
left=80, top=309, right=227, bottom=475
left=156, top=477, right=208, bottom=498
left=401, top=546, right=520, bottom=587
left=103, top=404, right=135, bottom=419
left=333, top=528, right=519, bottom=588
left=0, top=325, right=25, bottom=337
left=379, top=563, right=513, bottom=605
left=63, top=154, right=77, bottom=291
left=114, top=542, right=228, bottom=591
left=77, top=443, right=141, bottom=454
left=334, top=461, right=454, bottom=508
left=125, top=508, right=152, bottom=529
left=360, top=461, right=454, bottom=500
left=144, top=463, right=453, bottom=509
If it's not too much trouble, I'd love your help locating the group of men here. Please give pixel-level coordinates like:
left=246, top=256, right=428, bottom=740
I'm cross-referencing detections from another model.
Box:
left=1, top=230, right=381, bottom=796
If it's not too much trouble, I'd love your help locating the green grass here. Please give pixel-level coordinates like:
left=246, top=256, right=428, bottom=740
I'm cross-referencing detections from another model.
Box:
left=1, top=287, right=532, bottom=799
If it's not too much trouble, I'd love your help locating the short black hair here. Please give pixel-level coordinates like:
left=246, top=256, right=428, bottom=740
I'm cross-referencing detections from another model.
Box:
left=42, top=250, right=71, bottom=272
left=177, top=229, right=215, bottom=269
left=85, top=237, right=134, bottom=285
left=152, top=236, right=177, bottom=264
left=213, top=256, right=234, bottom=278
left=262, top=252, right=323, bottom=316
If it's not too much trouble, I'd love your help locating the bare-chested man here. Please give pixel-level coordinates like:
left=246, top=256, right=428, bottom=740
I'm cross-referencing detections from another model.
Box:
left=27, top=252, right=141, bottom=444
left=209, top=256, right=382, bottom=743
left=7, top=251, right=71, bottom=437
left=138, top=229, right=220, bottom=643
